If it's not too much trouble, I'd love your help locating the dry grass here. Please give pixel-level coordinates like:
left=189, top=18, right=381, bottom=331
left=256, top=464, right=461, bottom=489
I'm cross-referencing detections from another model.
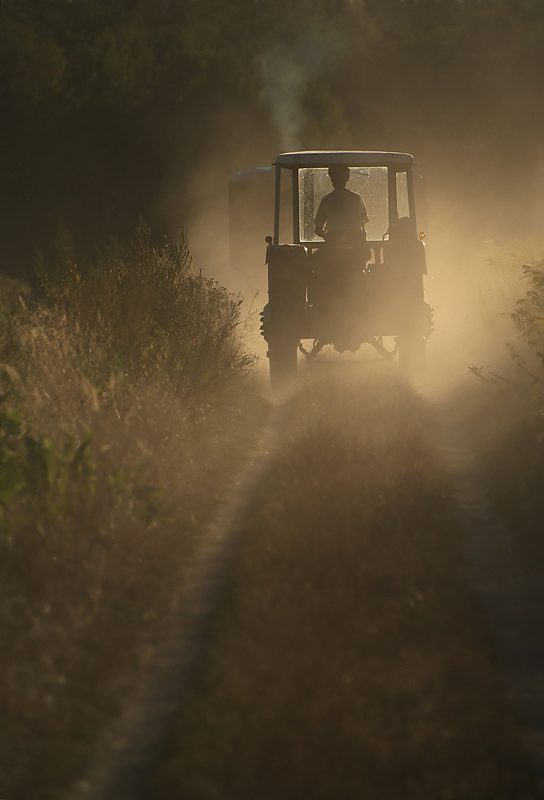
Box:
left=460, top=378, right=544, bottom=564
left=0, top=230, right=266, bottom=799
left=466, top=255, right=544, bottom=562
left=154, top=371, right=537, bottom=799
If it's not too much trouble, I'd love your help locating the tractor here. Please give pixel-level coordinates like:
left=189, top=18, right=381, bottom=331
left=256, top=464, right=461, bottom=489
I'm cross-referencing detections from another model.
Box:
left=259, top=151, right=433, bottom=389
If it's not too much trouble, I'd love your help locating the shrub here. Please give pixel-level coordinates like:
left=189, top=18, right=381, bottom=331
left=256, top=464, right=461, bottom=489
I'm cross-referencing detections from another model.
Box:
left=0, top=224, right=261, bottom=798
left=471, top=257, right=544, bottom=402
left=33, top=221, right=254, bottom=404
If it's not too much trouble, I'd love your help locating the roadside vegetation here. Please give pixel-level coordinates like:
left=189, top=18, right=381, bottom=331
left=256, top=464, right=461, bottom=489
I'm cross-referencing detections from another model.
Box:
left=0, top=225, right=265, bottom=799
left=154, top=371, right=537, bottom=799
left=468, top=252, right=544, bottom=562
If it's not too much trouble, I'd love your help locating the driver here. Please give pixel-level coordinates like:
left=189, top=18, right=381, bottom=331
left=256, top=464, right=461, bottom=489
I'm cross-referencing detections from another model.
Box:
left=314, top=164, right=368, bottom=239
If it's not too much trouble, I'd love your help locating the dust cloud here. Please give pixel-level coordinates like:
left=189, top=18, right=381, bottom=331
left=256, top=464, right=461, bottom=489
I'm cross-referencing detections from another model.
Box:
left=154, top=15, right=544, bottom=407
left=175, top=144, right=544, bottom=406
left=423, top=189, right=544, bottom=405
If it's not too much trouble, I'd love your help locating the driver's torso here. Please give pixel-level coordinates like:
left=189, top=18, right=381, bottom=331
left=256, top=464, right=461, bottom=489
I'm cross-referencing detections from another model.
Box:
left=315, top=189, right=367, bottom=234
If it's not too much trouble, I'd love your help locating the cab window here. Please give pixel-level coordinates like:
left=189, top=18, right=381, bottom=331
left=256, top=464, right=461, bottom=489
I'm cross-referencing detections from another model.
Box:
left=396, top=171, right=410, bottom=219
left=298, top=166, right=389, bottom=242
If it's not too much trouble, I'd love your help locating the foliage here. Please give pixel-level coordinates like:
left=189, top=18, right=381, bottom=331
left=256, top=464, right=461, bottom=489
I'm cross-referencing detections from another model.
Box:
left=32, top=222, right=254, bottom=404
left=0, top=17, right=66, bottom=107
left=470, top=258, right=544, bottom=437
left=0, top=398, right=163, bottom=540
left=4, top=0, right=544, bottom=274
left=503, top=263, right=544, bottom=416
left=467, top=259, right=544, bottom=569
left=0, top=404, right=92, bottom=514
left=0, top=220, right=254, bottom=537
left=0, top=223, right=261, bottom=798
left=511, top=263, right=544, bottom=354
left=3, top=0, right=544, bottom=133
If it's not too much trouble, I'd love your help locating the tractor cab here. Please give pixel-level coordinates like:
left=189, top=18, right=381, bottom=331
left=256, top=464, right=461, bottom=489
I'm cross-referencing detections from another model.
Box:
left=260, top=151, right=432, bottom=388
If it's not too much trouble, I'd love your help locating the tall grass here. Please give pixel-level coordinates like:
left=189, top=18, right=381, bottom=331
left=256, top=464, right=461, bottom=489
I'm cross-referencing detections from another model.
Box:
left=0, top=224, right=262, bottom=799
left=467, top=255, right=544, bottom=562
left=509, top=262, right=544, bottom=395
left=471, top=257, right=544, bottom=417
left=31, top=222, right=252, bottom=403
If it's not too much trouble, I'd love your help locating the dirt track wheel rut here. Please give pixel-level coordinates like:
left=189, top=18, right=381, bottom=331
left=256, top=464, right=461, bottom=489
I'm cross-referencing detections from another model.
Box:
left=65, top=399, right=291, bottom=800
left=436, top=408, right=544, bottom=795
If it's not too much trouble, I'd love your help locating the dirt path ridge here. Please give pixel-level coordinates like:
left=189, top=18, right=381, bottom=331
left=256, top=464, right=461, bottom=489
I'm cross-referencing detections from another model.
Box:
left=65, top=397, right=289, bottom=800
left=436, top=408, right=544, bottom=794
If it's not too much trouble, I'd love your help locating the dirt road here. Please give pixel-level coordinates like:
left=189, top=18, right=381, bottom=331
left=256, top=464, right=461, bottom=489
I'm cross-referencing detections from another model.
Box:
left=69, top=369, right=543, bottom=799
left=437, top=401, right=544, bottom=792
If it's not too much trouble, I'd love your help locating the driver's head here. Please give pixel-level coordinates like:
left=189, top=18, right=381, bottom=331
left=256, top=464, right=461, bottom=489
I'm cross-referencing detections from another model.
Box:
left=328, top=164, right=350, bottom=189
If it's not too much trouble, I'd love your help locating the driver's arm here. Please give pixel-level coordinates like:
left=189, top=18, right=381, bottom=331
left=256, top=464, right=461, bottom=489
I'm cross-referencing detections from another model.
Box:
left=314, top=222, right=326, bottom=238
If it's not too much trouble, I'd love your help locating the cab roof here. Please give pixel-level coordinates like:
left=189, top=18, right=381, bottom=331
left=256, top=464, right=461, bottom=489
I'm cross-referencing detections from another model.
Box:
left=274, top=151, right=414, bottom=168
